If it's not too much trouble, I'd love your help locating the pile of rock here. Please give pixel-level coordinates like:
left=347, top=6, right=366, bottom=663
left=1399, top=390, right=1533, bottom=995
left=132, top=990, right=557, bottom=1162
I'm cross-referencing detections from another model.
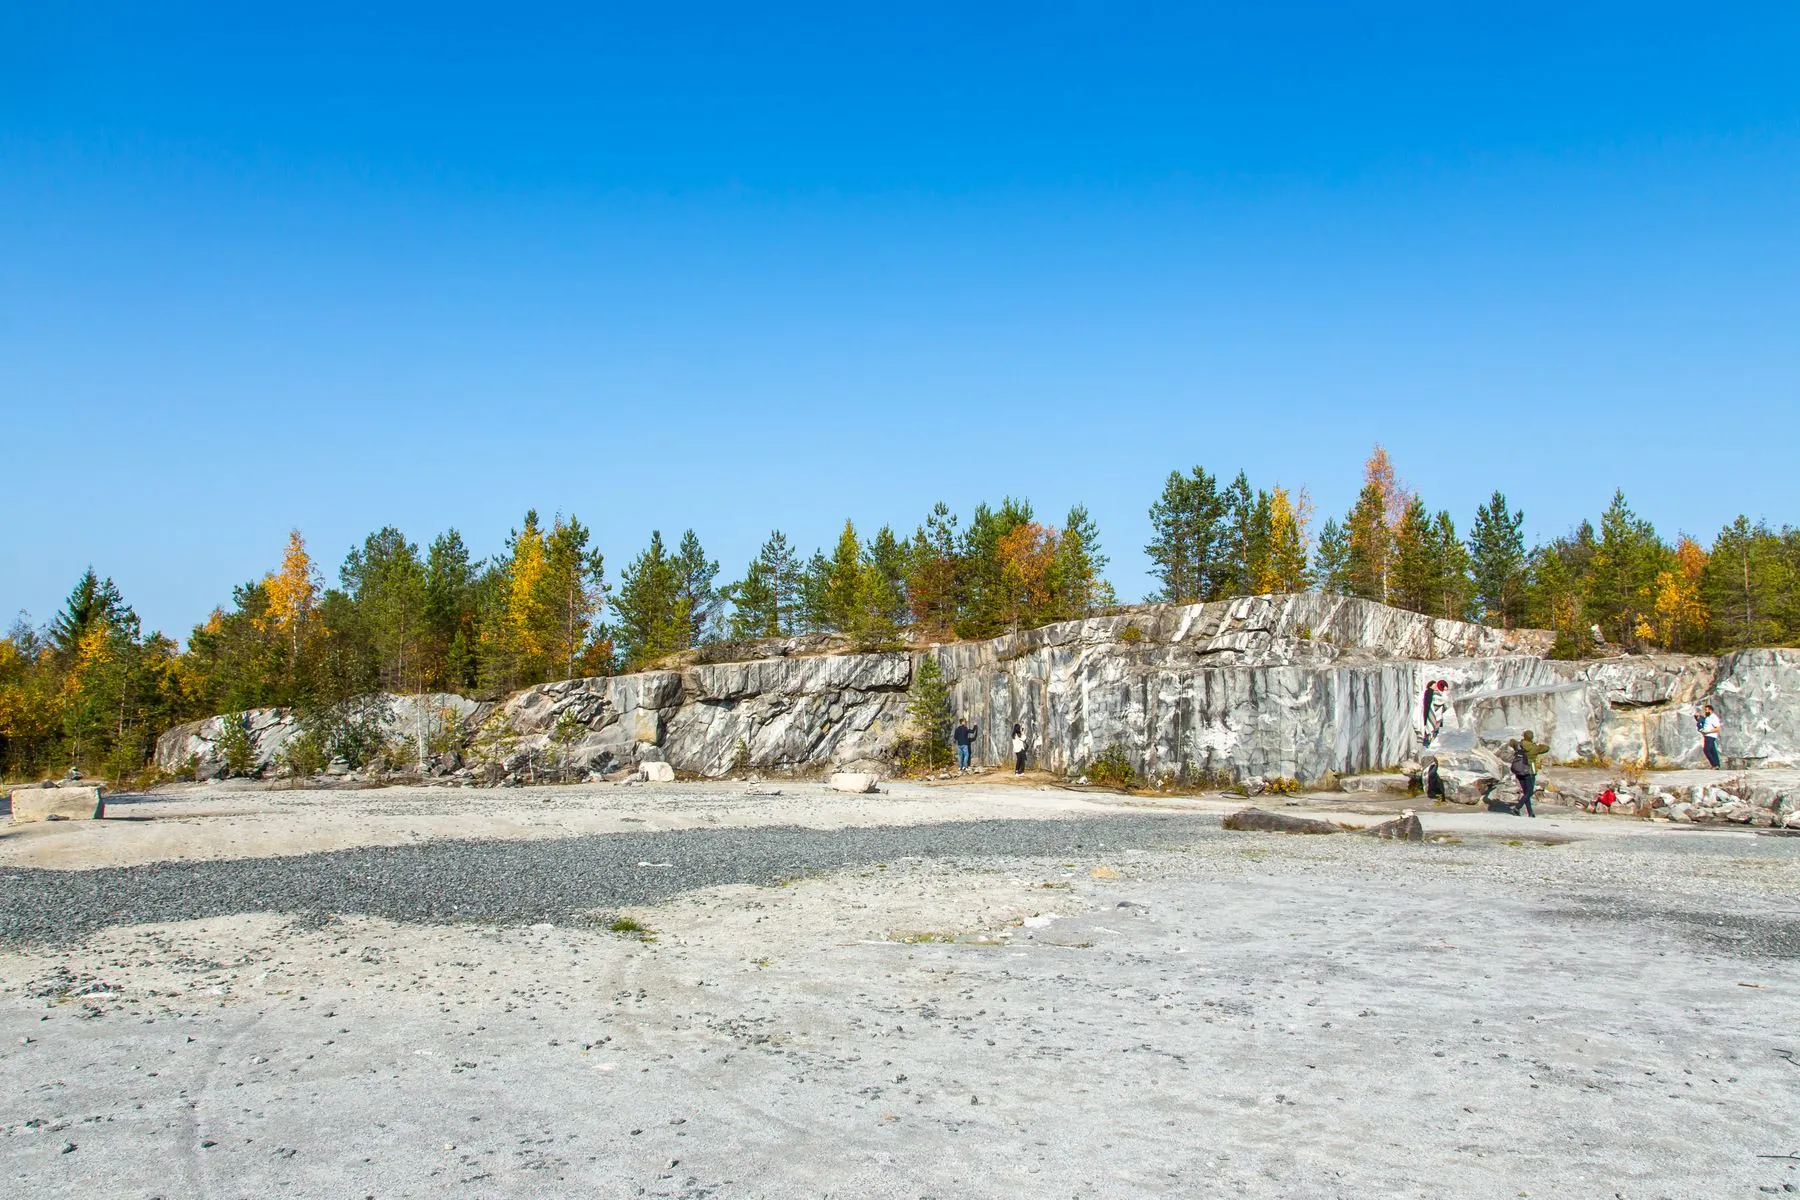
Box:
left=1653, top=780, right=1800, bottom=827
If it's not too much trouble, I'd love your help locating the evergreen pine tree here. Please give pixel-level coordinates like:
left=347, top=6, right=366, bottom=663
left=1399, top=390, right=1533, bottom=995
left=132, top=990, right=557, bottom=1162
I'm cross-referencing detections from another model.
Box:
left=1313, top=518, right=1350, bottom=594
left=612, top=532, right=684, bottom=668
left=1344, top=482, right=1391, bottom=602
left=1145, top=468, right=1225, bottom=603
left=672, top=530, right=720, bottom=646
left=1467, top=491, right=1527, bottom=627
left=1430, top=511, right=1474, bottom=620
left=1389, top=497, right=1437, bottom=613
left=1052, top=504, right=1110, bottom=618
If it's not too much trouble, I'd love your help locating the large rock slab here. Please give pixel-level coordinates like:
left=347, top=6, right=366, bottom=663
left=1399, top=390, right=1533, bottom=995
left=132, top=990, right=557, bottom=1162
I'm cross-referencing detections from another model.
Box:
left=9, top=785, right=105, bottom=823
left=1222, top=808, right=1340, bottom=835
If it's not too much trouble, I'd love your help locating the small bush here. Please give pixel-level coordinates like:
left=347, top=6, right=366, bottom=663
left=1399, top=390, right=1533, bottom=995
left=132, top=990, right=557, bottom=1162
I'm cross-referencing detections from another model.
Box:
left=731, top=738, right=752, bottom=774
left=216, top=715, right=256, bottom=778
left=1264, top=776, right=1303, bottom=796
left=1118, top=625, right=1146, bottom=645
left=279, top=729, right=330, bottom=778
left=1087, top=744, right=1136, bottom=788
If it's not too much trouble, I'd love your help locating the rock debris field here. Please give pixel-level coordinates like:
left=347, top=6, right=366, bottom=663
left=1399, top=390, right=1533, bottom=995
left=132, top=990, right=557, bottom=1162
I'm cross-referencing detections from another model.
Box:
left=3, top=778, right=1800, bottom=1198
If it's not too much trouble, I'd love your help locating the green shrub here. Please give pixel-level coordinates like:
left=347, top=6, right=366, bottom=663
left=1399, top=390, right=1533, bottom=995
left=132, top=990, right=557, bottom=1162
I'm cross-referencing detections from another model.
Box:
left=279, top=729, right=330, bottom=778
left=1118, top=625, right=1146, bottom=644
left=216, top=715, right=256, bottom=777
left=1087, top=744, right=1136, bottom=788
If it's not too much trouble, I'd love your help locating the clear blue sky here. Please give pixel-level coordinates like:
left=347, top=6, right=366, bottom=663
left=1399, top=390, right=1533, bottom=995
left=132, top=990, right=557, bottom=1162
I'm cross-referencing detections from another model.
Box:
left=4, top=3, right=1797, bottom=638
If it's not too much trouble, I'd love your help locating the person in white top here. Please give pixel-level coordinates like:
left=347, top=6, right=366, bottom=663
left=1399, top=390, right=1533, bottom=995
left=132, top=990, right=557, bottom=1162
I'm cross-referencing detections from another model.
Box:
left=1011, top=724, right=1027, bottom=775
left=1699, top=704, right=1722, bottom=769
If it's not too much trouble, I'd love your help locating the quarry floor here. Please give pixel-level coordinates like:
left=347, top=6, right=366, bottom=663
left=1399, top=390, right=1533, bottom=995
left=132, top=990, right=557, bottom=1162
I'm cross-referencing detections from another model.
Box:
left=3, top=775, right=1799, bottom=1198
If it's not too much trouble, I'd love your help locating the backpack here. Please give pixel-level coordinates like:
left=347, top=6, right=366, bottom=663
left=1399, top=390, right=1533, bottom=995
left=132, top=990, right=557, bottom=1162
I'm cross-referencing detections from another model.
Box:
left=1510, top=745, right=1531, bottom=777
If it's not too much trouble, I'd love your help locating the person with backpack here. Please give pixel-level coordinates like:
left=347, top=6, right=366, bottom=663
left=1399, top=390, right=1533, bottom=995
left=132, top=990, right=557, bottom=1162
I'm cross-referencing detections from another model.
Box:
left=1509, top=730, right=1547, bottom=817
left=1697, top=705, right=1722, bottom=769
left=1011, top=723, right=1028, bottom=775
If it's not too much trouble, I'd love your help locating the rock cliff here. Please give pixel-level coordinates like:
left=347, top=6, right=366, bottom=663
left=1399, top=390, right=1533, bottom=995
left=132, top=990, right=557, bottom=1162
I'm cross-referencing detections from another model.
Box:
left=154, top=593, right=1800, bottom=783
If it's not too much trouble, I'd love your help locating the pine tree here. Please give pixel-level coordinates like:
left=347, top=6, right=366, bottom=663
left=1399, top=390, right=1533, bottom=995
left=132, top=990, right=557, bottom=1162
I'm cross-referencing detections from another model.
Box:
left=903, top=654, right=954, bottom=768
left=612, top=532, right=685, bottom=669
left=957, top=499, right=1033, bottom=638
left=49, top=569, right=133, bottom=660
left=1430, top=511, right=1474, bottom=620
left=1701, top=516, right=1789, bottom=649
left=726, top=560, right=778, bottom=640
left=1389, top=497, right=1437, bottom=614
left=341, top=526, right=428, bottom=693
left=1587, top=491, right=1666, bottom=648
left=1344, top=482, right=1391, bottom=602
left=671, top=530, right=719, bottom=646
left=424, top=530, right=479, bottom=689
left=819, top=520, right=864, bottom=634
left=1468, top=491, right=1526, bottom=627
left=1218, top=472, right=1264, bottom=597
left=1145, top=468, right=1225, bottom=603
left=799, top=549, right=834, bottom=632
left=756, top=531, right=804, bottom=635
left=1052, top=504, right=1110, bottom=618
left=1313, top=518, right=1350, bottom=594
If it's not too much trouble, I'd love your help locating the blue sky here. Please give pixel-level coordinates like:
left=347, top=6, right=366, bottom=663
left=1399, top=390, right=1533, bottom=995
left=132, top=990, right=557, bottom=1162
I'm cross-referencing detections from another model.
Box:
left=4, top=3, right=1798, bottom=637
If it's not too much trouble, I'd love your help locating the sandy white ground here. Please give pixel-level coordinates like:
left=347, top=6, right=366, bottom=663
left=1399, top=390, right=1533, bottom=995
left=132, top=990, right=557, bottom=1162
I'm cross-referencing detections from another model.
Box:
left=0, top=769, right=1757, bottom=872
left=3, top=778, right=1798, bottom=1198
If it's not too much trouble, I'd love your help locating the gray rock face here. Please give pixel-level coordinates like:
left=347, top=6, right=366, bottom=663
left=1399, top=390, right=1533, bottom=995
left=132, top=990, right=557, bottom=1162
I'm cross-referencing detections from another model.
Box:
left=153, top=694, right=481, bottom=778
left=153, top=594, right=1800, bottom=785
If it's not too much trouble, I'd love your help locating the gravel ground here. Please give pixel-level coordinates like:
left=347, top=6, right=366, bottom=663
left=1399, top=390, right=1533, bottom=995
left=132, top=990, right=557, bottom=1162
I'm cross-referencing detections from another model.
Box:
left=0, top=814, right=1208, bottom=944
left=5, top=792, right=1800, bottom=1198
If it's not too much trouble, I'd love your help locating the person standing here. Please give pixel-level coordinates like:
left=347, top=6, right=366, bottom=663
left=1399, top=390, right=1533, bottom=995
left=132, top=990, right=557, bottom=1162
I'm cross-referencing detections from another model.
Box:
left=1422, top=679, right=1450, bottom=748
left=1011, top=723, right=1027, bottom=775
left=1509, top=730, right=1547, bottom=817
left=1699, top=705, right=1722, bottom=769
left=953, top=716, right=978, bottom=772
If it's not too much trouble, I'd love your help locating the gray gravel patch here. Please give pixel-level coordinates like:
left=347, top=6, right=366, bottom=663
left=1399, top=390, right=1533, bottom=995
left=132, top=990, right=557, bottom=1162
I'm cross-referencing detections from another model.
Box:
left=0, top=814, right=1213, bottom=944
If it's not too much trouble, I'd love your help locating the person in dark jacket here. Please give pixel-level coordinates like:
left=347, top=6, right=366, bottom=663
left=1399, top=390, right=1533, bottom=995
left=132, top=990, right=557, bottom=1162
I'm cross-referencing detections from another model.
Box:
left=1011, top=724, right=1027, bottom=775
left=953, top=716, right=978, bottom=772
left=1509, top=731, right=1547, bottom=817
left=1424, top=758, right=1449, bottom=801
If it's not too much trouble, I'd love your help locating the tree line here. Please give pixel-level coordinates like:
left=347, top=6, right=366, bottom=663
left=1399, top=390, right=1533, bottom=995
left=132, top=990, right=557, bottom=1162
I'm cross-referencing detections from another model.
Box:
left=5, top=451, right=1798, bottom=780
left=0, top=498, right=1110, bottom=778
left=1147, top=446, right=1800, bottom=657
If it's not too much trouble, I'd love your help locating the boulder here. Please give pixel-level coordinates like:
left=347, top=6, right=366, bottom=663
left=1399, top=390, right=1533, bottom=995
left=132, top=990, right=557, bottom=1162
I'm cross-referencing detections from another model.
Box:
left=9, top=785, right=105, bottom=823
left=827, top=772, right=880, bottom=794
left=1221, top=808, right=1340, bottom=835
left=1363, top=812, right=1424, bottom=841
left=639, top=761, right=676, bottom=783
